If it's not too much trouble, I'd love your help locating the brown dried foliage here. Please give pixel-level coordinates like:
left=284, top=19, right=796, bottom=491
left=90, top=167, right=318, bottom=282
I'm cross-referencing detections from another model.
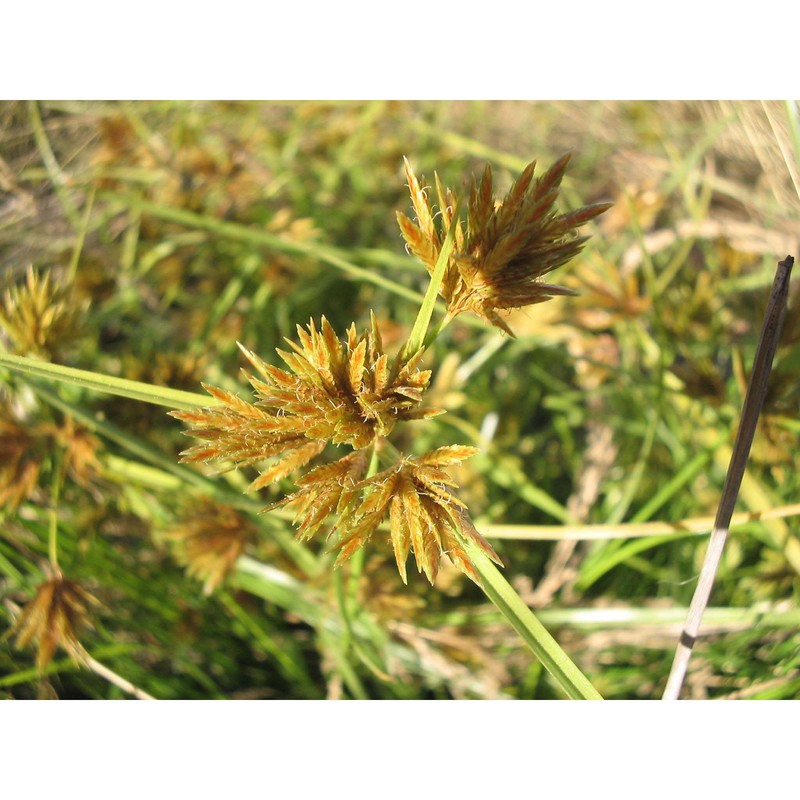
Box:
left=162, top=500, right=257, bottom=595
left=0, top=417, right=42, bottom=510
left=397, top=155, right=611, bottom=335
left=10, top=572, right=99, bottom=670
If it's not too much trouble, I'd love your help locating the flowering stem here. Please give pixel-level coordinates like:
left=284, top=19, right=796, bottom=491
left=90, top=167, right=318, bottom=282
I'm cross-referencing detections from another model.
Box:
left=423, top=311, right=454, bottom=350
left=84, top=654, right=156, bottom=700
left=461, top=535, right=603, bottom=699
left=399, top=202, right=460, bottom=363
left=48, top=452, right=64, bottom=570
left=339, top=443, right=380, bottom=600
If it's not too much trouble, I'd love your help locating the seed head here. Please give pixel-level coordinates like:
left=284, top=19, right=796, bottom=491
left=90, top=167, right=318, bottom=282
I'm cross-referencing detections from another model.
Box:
left=170, top=315, right=441, bottom=492
left=9, top=571, right=99, bottom=671
left=0, top=266, right=88, bottom=358
left=162, top=499, right=256, bottom=595
left=331, top=446, right=502, bottom=585
left=397, top=155, right=612, bottom=335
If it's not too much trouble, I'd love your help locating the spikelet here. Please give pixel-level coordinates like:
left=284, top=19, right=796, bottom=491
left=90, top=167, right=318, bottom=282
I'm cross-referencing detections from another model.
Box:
left=268, top=449, right=371, bottom=541
left=332, top=446, right=502, bottom=585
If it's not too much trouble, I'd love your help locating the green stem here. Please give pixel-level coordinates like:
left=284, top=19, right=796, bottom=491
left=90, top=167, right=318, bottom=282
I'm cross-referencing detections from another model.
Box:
left=422, top=311, right=454, bottom=350
left=335, top=440, right=379, bottom=654
left=28, top=101, right=82, bottom=231
left=399, top=202, right=460, bottom=362
left=462, top=537, right=603, bottom=700
left=48, top=452, right=64, bottom=570
left=67, top=185, right=96, bottom=284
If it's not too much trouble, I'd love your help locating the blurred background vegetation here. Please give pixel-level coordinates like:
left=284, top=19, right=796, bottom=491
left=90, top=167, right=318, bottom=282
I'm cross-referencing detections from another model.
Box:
left=1, top=100, right=798, bottom=699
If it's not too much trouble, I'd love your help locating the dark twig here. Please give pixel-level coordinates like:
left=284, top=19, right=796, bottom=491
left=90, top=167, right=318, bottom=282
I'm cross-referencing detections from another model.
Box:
left=663, top=255, right=794, bottom=700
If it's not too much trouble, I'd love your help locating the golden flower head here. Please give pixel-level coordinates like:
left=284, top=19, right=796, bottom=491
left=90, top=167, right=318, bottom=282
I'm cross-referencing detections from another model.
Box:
left=170, top=315, right=442, bottom=492
left=328, top=446, right=502, bottom=585
left=162, top=499, right=256, bottom=595
left=9, top=571, right=99, bottom=671
left=0, top=266, right=88, bottom=358
left=397, top=155, right=612, bottom=336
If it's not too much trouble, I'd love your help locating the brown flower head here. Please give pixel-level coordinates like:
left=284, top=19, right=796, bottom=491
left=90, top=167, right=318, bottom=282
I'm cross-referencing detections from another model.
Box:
left=0, top=266, right=88, bottom=358
left=0, top=415, right=45, bottom=510
left=162, top=499, right=256, bottom=595
left=9, top=571, right=99, bottom=670
left=0, top=411, right=103, bottom=509
left=397, top=155, right=612, bottom=335
left=170, top=315, right=441, bottom=492
left=330, top=446, right=502, bottom=585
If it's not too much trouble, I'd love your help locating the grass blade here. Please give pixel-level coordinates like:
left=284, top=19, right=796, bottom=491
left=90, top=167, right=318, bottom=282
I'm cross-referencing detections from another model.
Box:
left=0, top=353, right=214, bottom=410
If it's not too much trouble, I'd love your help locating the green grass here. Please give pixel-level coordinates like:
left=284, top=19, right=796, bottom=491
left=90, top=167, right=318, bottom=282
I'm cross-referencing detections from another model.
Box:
left=1, top=100, right=799, bottom=699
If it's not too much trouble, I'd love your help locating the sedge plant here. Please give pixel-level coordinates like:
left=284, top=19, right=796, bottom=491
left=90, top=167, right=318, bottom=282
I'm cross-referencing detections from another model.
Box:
left=2, top=154, right=610, bottom=699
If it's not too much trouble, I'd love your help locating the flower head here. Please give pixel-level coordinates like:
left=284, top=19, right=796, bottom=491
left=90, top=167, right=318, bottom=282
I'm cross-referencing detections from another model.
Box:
left=170, top=315, right=441, bottom=492
left=397, top=155, right=611, bottom=335
left=162, top=499, right=256, bottom=595
left=330, top=446, right=502, bottom=585
left=0, top=416, right=42, bottom=510
left=0, top=266, right=88, bottom=358
left=9, top=571, right=99, bottom=670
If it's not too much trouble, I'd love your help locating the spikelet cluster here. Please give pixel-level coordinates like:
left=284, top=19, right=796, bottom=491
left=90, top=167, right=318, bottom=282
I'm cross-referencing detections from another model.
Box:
left=162, top=499, right=256, bottom=595
left=0, top=412, right=102, bottom=509
left=171, top=155, right=607, bottom=585
left=0, top=266, right=88, bottom=357
left=170, top=315, right=440, bottom=492
left=397, top=155, right=612, bottom=335
left=10, top=571, right=99, bottom=670
left=171, top=317, right=499, bottom=583
left=333, top=447, right=500, bottom=584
